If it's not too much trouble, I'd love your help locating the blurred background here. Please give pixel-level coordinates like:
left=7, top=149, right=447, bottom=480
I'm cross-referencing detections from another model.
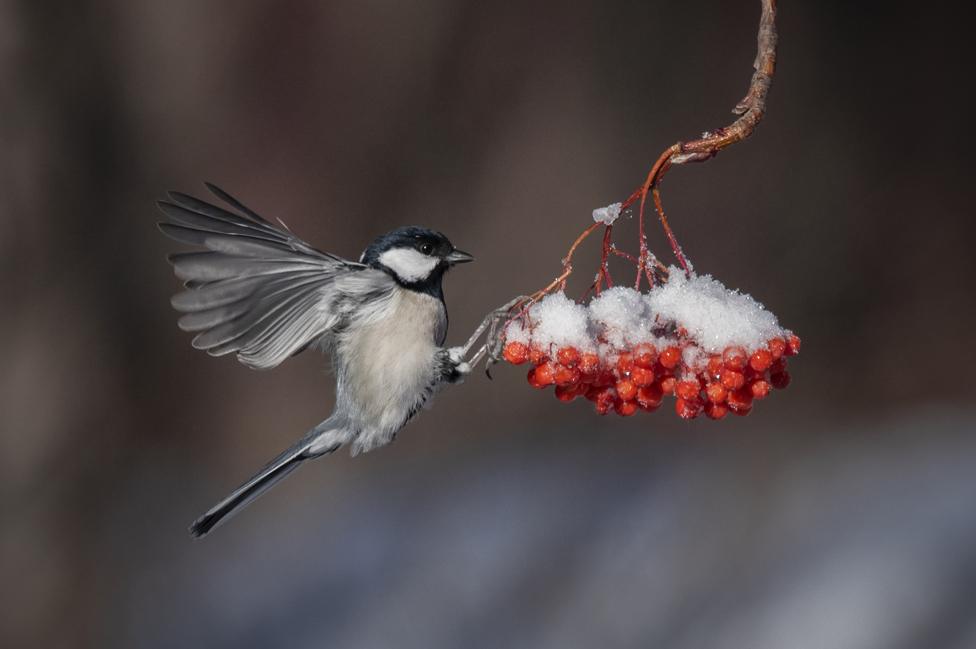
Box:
left=2, top=1, right=975, bottom=647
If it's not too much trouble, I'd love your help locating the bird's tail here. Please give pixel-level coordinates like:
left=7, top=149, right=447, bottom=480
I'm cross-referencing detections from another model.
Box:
left=189, top=426, right=342, bottom=538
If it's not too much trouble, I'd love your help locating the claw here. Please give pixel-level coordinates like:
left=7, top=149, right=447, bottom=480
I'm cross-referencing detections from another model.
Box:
left=456, top=294, right=530, bottom=374
left=447, top=346, right=466, bottom=364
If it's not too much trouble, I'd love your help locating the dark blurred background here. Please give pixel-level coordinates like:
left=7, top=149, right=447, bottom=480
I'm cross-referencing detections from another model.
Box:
left=2, top=1, right=975, bottom=648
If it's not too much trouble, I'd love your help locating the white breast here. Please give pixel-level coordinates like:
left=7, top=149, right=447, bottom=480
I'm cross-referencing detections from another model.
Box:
left=337, top=289, right=446, bottom=453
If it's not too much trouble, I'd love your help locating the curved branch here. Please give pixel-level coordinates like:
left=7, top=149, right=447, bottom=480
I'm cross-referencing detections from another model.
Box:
left=624, top=0, right=778, bottom=205
left=618, top=0, right=777, bottom=276
left=675, top=0, right=777, bottom=163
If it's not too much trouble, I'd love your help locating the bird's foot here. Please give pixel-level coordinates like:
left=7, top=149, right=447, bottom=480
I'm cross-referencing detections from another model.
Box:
left=443, top=346, right=472, bottom=384
left=447, top=345, right=466, bottom=365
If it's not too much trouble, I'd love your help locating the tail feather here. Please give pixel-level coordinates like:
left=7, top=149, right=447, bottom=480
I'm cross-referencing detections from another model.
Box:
left=189, top=438, right=338, bottom=538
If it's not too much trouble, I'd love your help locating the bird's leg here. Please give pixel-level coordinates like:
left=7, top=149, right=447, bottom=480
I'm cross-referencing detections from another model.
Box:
left=481, top=308, right=510, bottom=372
left=447, top=295, right=529, bottom=378
left=446, top=296, right=527, bottom=375
left=457, top=296, right=528, bottom=357
left=439, top=349, right=472, bottom=384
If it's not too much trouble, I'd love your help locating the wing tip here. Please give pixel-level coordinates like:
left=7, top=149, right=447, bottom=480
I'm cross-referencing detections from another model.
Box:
left=188, top=513, right=216, bottom=539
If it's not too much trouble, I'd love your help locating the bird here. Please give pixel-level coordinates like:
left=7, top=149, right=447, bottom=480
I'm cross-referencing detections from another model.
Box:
left=158, top=183, right=475, bottom=538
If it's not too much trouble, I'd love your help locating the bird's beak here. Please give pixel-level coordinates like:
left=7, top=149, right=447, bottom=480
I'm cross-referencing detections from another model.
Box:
left=446, top=248, right=475, bottom=265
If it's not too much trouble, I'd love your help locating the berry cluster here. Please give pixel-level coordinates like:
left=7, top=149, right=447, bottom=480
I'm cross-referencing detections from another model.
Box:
left=502, top=334, right=800, bottom=419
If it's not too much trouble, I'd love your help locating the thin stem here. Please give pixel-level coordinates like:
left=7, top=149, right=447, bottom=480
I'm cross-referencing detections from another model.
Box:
left=595, top=225, right=614, bottom=293
left=527, top=221, right=601, bottom=303
left=612, top=248, right=640, bottom=264
left=651, top=186, right=690, bottom=275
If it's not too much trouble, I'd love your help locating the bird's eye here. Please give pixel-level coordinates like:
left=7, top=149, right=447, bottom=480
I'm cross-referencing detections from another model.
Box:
left=420, top=243, right=434, bottom=255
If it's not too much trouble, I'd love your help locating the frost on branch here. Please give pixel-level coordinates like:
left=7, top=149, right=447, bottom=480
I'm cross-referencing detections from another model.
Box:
left=500, top=269, right=799, bottom=419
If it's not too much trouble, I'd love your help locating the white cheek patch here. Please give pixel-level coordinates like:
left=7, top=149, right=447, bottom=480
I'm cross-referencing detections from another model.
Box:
left=378, top=247, right=439, bottom=283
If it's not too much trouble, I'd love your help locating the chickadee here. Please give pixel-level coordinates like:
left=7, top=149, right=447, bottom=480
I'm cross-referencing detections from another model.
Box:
left=158, top=184, right=475, bottom=537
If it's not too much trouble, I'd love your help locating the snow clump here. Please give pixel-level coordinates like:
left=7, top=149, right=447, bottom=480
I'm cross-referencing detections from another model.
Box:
left=505, top=267, right=790, bottom=368
left=592, top=202, right=623, bottom=226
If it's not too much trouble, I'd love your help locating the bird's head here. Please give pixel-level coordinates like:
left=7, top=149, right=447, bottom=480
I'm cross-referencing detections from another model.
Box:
left=360, top=226, right=473, bottom=292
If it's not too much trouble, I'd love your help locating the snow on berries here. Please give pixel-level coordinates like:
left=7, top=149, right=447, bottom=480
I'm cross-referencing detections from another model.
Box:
left=500, top=267, right=799, bottom=420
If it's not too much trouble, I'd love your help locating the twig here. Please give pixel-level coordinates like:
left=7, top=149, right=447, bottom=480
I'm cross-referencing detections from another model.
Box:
left=596, top=225, right=614, bottom=293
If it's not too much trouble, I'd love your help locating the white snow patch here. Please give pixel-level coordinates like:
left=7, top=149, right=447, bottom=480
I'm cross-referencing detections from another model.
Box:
left=681, top=344, right=704, bottom=372
left=503, top=319, right=531, bottom=345
left=588, top=287, right=656, bottom=348
left=526, top=292, right=595, bottom=352
left=592, top=203, right=622, bottom=226
left=646, top=266, right=785, bottom=353
left=503, top=268, right=789, bottom=364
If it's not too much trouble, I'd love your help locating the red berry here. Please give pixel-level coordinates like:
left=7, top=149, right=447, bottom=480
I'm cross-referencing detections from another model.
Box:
left=636, top=384, right=663, bottom=410
left=730, top=404, right=752, bottom=416
left=540, top=362, right=562, bottom=386
left=770, top=370, right=792, bottom=389
left=529, top=347, right=548, bottom=365
left=659, top=376, right=677, bottom=396
left=579, top=353, right=600, bottom=376
left=675, top=398, right=702, bottom=420
left=630, top=366, right=655, bottom=387
left=616, top=352, right=635, bottom=377
left=592, top=388, right=616, bottom=415
left=767, top=337, right=786, bottom=360
left=527, top=366, right=551, bottom=389
left=615, top=379, right=637, bottom=402
left=727, top=388, right=753, bottom=413
left=720, top=369, right=746, bottom=391
left=660, top=346, right=682, bottom=369
left=723, top=346, right=748, bottom=371
left=706, top=355, right=724, bottom=378
left=749, top=349, right=773, bottom=372
left=786, top=334, right=801, bottom=356
left=705, top=382, right=728, bottom=403
left=556, top=347, right=580, bottom=367
left=615, top=399, right=638, bottom=417
left=750, top=379, right=771, bottom=399
left=676, top=379, right=701, bottom=401
left=555, top=384, right=581, bottom=402
left=633, top=343, right=658, bottom=369
left=503, top=341, right=530, bottom=365
left=591, top=370, right=615, bottom=388
left=553, top=364, right=581, bottom=387
left=704, top=402, right=729, bottom=420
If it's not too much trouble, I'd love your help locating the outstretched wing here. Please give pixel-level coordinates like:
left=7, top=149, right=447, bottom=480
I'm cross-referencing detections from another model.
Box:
left=158, top=183, right=393, bottom=370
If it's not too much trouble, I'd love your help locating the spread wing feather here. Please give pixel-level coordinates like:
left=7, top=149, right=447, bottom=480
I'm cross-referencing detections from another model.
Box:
left=158, top=184, right=392, bottom=370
